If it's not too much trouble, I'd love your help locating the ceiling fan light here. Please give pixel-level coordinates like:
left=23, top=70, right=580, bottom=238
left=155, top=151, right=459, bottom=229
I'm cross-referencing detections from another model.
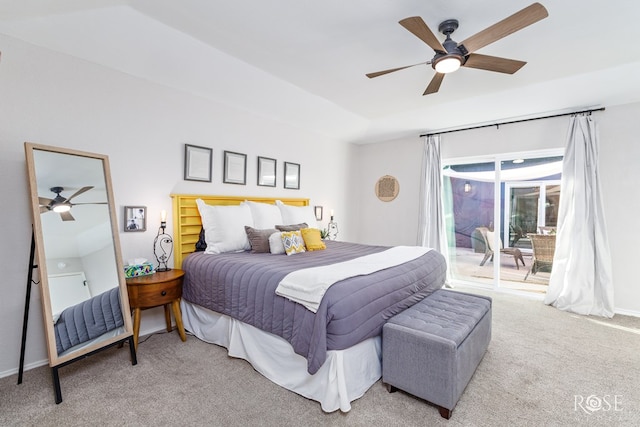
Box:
left=53, top=204, right=71, bottom=213
left=434, top=56, right=462, bottom=74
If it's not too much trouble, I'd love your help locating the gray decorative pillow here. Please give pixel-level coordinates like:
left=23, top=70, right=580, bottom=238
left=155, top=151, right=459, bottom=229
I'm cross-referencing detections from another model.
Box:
left=275, top=223, right=308, bottom=232
left=245, top=226, right=278, bottom=253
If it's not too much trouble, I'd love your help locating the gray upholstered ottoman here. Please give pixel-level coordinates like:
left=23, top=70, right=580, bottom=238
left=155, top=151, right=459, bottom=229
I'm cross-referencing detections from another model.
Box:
left=382, top=289, right=492, bottom=419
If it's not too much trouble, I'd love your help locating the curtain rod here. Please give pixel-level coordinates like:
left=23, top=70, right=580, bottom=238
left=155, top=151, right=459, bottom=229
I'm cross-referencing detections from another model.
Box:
left=420, top=107, right=606, bottom=138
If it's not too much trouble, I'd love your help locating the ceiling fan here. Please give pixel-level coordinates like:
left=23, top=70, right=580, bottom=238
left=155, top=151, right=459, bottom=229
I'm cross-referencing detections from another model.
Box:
left=366, top=2, right=548, bottom=95
left=39, top=186, right=106, bottom=221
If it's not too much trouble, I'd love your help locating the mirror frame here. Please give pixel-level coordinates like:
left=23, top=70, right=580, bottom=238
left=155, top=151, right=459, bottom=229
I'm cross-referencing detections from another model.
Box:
left=24, top=142, right=134, bottom=367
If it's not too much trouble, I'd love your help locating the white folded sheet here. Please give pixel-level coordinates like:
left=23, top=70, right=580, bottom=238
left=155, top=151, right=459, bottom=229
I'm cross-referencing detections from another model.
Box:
left=275, top=245, right=431, bottom=312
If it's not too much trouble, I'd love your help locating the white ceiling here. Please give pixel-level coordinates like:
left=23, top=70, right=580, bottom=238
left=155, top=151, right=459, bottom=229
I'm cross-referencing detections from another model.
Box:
left=2, top=0, right=640, bottom=144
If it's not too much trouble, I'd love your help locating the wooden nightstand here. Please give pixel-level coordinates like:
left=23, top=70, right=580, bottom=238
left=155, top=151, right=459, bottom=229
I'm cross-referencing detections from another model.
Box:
left=126, top=269, right=187, bottom=350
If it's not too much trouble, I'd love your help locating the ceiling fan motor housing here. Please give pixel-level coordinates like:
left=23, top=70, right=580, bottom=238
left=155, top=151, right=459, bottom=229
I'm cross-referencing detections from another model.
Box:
left=438, top=19, right=459, bottom=37
left=431, top=19, right=467, bottom=71
left=48, top=186, right=70, bottom=211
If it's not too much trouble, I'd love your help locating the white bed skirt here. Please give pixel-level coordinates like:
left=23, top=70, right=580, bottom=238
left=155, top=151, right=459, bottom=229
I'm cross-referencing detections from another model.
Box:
left=180, top=300, right=382, bottom=412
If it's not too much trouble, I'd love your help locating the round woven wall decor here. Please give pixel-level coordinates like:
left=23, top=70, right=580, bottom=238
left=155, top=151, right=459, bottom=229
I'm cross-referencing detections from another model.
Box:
left=375, top=175, right=399, bottom=202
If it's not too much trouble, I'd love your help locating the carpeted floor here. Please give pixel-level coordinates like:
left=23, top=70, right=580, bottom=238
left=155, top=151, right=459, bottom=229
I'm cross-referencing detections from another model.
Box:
left=1, top=287, right=639, bottom=426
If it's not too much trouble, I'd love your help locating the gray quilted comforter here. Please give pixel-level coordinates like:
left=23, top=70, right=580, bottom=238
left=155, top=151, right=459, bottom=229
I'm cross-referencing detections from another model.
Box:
left=182, top=241, right=447, bottom=374
left=54, top=287, right=124, bottom=354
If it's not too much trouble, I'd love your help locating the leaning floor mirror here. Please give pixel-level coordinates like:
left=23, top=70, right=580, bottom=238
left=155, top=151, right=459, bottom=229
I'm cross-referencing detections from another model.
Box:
left=23, top=142, right=136, bottom=403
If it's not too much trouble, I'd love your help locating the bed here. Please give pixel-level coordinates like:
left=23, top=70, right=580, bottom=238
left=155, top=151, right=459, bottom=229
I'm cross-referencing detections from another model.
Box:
left=171, top=194, right=447, bottom=412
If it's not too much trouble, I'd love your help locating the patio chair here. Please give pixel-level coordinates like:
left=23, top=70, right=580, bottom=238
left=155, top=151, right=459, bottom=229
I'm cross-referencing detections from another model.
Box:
left=538, top=226, right=556, bottom=235
left=509, top=224, right=525, bottom=246
left=524, top=234, right=556, bottom=280
left=476, top=227, right=525, bottom=270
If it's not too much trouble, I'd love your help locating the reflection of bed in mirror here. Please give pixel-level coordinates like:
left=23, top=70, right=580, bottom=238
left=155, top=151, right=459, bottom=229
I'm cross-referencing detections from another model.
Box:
left=54, top=287, right=125, bottom=356
left=47, top=242, right=123, bottom=355
left=22, top=143, right=136, bottom=404
left=171, top=194, right=447, bottom=413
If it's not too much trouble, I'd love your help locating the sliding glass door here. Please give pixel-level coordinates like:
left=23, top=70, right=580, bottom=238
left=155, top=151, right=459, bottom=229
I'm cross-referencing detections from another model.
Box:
left=442, top=152, right=563, bottom=292
left=443, top=161, right=496, bottom=286
left=504, top=182, right=560, bottom=251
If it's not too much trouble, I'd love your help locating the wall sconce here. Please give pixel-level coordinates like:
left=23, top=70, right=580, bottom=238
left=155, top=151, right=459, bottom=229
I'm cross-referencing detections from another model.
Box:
left=314, top=206, right=323, bottom=221
left=153, top=210, right=173, bottom=272
left=327, top=210, right=339, bottom=240
left=464, top=181, right=471, bottom=193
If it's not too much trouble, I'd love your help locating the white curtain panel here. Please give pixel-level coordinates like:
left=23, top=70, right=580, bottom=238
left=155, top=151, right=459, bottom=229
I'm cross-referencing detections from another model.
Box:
left=544, top=114, right=614, bottom=317
left=417, top=135, right=451, bottom=285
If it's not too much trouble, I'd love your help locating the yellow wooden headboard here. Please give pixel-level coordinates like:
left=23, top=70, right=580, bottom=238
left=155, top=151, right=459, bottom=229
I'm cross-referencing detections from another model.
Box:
left=170, top=194, right=309, bottom=269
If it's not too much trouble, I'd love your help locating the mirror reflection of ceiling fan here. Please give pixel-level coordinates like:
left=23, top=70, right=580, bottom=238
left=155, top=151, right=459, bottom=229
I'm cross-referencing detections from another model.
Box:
left=39, top=186, right=107, bottom=221
left=366, top=2, right=549, bottom=95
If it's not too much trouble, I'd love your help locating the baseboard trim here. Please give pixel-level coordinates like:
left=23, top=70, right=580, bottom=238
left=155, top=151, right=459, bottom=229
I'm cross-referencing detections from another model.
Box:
left=0, top=358, right=49, bottom=380
left=451, top=280, right=640, bottom=318
left=2, top=314, right=171, bottom=380
left=614, top=307, right=640, bottom=318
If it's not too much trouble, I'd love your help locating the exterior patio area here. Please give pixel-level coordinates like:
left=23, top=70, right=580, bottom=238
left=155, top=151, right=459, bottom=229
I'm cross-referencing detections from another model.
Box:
left=450, top=247, right=551, bottom=294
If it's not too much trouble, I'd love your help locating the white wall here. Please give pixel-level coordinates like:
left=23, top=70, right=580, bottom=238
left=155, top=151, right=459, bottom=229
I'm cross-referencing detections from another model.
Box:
left=82, top=245, right=120, bottom=297
left=0, top=34, right=355, bottom=376
left=353, top=103, right=640, bottom=316
left=4, top=30, right=637, bottom=378
left=351, top=137, right=423, bottom=246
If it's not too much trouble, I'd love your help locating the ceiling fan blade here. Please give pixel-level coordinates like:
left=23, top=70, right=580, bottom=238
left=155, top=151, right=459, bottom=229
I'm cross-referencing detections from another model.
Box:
left=366, top=62, right=428, bottom=78
left=39, top=196, right=54, bottom=206
left=463, top=53, right=527, bottom=74
left=60, top=211, right=75, bottom=221
left=459, top=3, right=548, bottom=54
left=399, top=17, right=446, bottom=52
left=66, top=186, right=94, bottom=202
left=72, top=202, right=108, bottom=206
left=424, top=73, right=445, bottom=95
left=40, top=206, right=49, bottom=213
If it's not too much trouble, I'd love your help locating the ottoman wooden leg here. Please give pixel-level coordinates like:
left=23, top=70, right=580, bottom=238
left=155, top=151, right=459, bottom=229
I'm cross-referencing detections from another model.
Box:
left=438, top=406, right=452, bottom=420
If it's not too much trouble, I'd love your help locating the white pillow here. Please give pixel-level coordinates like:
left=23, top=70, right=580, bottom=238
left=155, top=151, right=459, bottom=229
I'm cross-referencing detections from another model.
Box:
left=196, top=199, right=253, bottom=254
left=275, top=200, right=318, bottom=228
left=243, top=201, right=283, bottom=229
left=268, top=232, right=285, bottom=254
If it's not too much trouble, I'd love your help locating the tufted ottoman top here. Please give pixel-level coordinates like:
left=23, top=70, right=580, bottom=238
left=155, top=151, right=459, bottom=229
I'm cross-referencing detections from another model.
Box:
left=387, top=289, right=491, bottom=347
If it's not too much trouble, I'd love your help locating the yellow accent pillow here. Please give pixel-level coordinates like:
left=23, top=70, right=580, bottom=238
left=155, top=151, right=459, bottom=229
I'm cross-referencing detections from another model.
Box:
left=281, top=230, right=306, bottom=255
left=300, top=228, right=326, bottom=251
